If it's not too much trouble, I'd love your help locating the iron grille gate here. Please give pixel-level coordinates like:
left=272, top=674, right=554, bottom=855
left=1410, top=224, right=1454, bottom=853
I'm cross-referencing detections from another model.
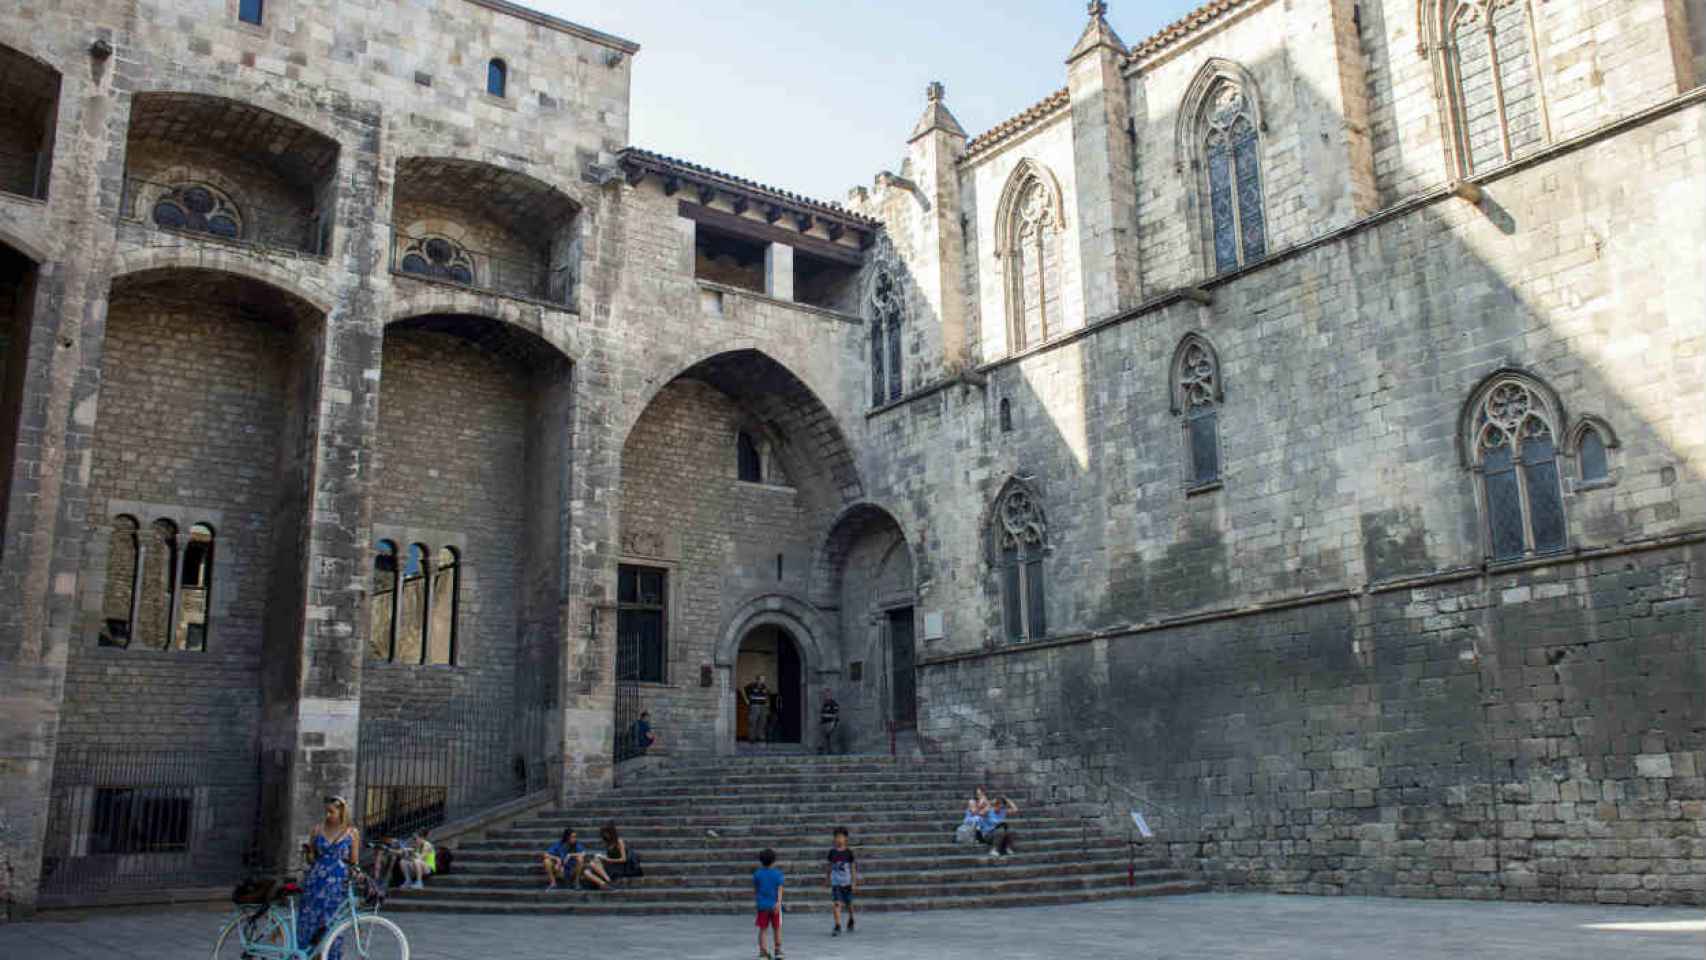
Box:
left=613, top=676, right=644, bottom=764
left=354, top=693, right=551, bottom=840
left=39, top=746, right=262, bottom=901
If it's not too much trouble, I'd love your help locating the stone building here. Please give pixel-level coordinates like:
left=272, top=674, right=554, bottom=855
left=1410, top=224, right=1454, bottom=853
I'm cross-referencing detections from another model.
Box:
left=1, top=0, right=1703, bottom=916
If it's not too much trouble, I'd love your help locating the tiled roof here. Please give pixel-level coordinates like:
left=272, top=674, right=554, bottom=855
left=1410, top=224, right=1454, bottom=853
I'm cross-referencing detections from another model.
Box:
left=1125, top=0, right=1257, bottom=62
left=617, top=148, right=880, bottom=230
left=961, top=88, right=1071, bottom=161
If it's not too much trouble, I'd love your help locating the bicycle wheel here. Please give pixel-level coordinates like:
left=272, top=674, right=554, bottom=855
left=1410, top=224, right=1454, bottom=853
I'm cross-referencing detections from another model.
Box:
left=212, top=909, right=289, bottom=959
left=318, top=914, right=409, bottom=960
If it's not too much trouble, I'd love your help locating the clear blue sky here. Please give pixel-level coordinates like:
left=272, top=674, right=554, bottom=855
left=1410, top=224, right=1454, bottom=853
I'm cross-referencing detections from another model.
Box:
left=531, top=1, right=1205, bottom=203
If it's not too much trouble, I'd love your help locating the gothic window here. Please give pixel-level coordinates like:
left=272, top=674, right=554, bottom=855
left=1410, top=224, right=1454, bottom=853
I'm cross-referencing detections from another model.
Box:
left=173, top=524, right=214, bottom=652
left=737, top=430, right=763, bottom=483
left=617, top=564, right=668, bottom=683
left=1576, top=427, right=1609, bottom=484
left=996, top=161, right=1065, bottom=354
left=991, top=482, right=1047, bottom=643
left=1467, top=375, right=1567, bottom=561
left=999, top=398, right=1013, bottom=434
left=1426, top=1, right=1549, bottom=175
left=98, top=516, right=141, bottom=648
left=237, top=0, right=263, bottom=24
left=487, top=58, right=508, bottom=98
left=369, top=539, right=398, bottom=662
left=397, top=235, right=476, bottom=286
left=1200, top=85, right=1266, bottom=274
left=427, top=547, right=459, bottom=666
left=397, top=543, right=430, bottom=664
left=151, top=183, right=243, bottom=241
left=869, top=267, right=904, bottom=405
left=1170, top=335, right=1224, bottom=489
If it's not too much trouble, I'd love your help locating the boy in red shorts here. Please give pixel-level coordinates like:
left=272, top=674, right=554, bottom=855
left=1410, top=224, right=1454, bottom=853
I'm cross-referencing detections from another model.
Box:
left=753, top=847, right=785, bottom=959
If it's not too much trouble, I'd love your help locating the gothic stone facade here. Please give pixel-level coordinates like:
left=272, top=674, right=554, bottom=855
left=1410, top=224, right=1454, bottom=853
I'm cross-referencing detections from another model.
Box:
left=0, top=0, right=1703, bottom=915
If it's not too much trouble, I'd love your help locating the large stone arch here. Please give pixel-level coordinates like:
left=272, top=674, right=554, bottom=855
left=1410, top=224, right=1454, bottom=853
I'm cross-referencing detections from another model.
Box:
left=109, top=249, right=336, bottom=316
left=387, top=287, right=579, bottom=360
left=809, top=501, right=917, bottom=609
left=621, top=346, right=863, bottom=505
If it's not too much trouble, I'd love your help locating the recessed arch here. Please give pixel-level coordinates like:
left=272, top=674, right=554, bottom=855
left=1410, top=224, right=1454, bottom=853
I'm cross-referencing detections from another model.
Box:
left=1455, top=367, right=1566, bottom=469
left=109, top=254, right=335, bottom=318
left=385, top=311, right=573, bottom=374
left=715, top=593, right=837, bottom=672
left=809, top=501, right=916, bottom=609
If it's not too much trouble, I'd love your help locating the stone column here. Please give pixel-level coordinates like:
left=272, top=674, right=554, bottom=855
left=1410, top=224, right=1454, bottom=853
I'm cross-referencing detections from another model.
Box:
left=764, top=242, right=794, bottom=301
left=1066, top=1, right=1140, bottom=319
left=0, top=45, right=128, bottom=919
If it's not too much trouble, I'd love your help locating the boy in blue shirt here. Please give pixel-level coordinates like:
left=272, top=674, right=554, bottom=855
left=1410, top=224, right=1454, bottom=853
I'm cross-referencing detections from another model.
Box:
left=543, top=827, right=585, bottom=890
left=752, top=847, right=785, bottom=959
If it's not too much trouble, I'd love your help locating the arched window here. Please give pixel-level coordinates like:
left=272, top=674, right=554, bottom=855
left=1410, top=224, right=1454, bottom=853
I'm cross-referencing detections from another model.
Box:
left=998, top=398, right=1013, bottom=434
left=1170, top=335, right=1224, bottom=489
left=737, top=430, right=763, bottom=483
left=370, top=540, right=398, bottom=662
left=151, top=182, right=243, bottom=241
left=1423, top=1, right=1549, bottom=175
left=398, top=544, right=431, bottom=664
left=1178, top=62, right=1269, bottom=275
left=990, top=480, right=1047, bottom=643
left=428, top=546, right=459, bottom=665
left=1570, top=417, right=1618, bottom=487
left=869, top=267, right=905, bottom=405
left=397, top=234, right=476, bottom=285
left=174, top=523, right=214, bottom=651
left=98, top=516, right=141, bottom=648
left=1465, top=374, right=1567, bottom=561
left=995, top=160, right=1066, bottom=353
left=487, top=58, right=508, bottom=98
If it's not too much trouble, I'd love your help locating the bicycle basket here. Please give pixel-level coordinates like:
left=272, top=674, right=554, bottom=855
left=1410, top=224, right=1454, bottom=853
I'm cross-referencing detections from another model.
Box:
left=231, top=877, right=278, bottom=905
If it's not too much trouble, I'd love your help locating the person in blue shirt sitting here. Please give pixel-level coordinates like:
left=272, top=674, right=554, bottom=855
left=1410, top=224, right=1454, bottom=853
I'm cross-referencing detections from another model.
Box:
left=977, top=797, right=1018, bottom=857
left=543, top=827, right=607, bottom=890
left=752, top=847, right=785, bottom=959
left=631, top=711, right=658, bottom=755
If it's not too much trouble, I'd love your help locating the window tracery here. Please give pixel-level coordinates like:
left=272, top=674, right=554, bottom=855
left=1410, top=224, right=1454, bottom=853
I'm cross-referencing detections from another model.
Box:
left=991, top=481, right=1047, bottom=642
left=1467, top=375, right=1567, bottom=561
left=869, top=266, right=905, bottom=406
left=1423, top=0, right=1549, bottom=175
left=995, top=161, right=1065, bottom=354
left=398, top=234, right=477, bottom=286
left=1201, top=85, right=1265, bottom=273
left=1170, top=335, right=1224, bottom=489
left=151, top=182, right=243, bottom=241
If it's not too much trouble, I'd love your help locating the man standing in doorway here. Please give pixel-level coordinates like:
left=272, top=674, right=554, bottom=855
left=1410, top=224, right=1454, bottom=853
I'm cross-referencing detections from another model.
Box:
left=818, top=687, right=841, bottom=755
left=745, top=675, right=771, bottom=744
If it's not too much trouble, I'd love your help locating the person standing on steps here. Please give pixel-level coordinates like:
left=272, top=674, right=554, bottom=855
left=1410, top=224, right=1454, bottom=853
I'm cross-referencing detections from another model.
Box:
left=752, top=847, right=785, bottom=959
left=745, top=675, right=771, bottom=744
left=817, top=687, right=841, bottom=755
left=826, top=826, right=859, bottom=937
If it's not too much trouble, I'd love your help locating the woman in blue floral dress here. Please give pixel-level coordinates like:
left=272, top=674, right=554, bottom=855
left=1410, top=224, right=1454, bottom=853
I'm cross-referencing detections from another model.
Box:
left=298, top=796, right=361, bottom=960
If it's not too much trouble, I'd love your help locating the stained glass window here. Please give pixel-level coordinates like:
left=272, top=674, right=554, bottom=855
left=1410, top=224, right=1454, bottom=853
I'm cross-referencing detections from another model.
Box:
left=869, top=267, right=904, bottom=404
left=1578, top=428, right=1608, bottom=483
left=151, top=183, right=243, bottom=241
left=1200, top=84, right=1265, bottom=273
left=1472, top=378, right=1569, bottom=561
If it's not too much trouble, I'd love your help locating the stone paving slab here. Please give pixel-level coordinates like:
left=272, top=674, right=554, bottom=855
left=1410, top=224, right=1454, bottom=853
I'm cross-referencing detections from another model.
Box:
left=3, top=893, right=1703, bottom=959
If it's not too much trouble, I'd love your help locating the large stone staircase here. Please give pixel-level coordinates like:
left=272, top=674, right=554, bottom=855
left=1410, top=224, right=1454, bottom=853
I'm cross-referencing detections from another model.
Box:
left=388, top=754, right=1205, bottom=915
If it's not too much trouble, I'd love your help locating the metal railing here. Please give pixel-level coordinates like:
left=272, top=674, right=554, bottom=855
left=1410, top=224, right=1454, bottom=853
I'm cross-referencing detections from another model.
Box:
left=121, top=177, right=329, bottom=255
left=354, top=695, right=551, bottom=841
left=388, top=226, right=575, bottom=307
left=614, top=676, right=646, bottom=765
left=38, top=746, right=262, bottom=899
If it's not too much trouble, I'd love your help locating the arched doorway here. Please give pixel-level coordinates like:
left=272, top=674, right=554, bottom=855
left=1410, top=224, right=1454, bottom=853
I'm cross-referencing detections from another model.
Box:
left=736, top=625, right=805, bottom=746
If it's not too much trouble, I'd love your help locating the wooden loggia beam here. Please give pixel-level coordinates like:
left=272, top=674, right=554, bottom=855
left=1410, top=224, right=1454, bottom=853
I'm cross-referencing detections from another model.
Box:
left=678, top=201, right=863, bottom=266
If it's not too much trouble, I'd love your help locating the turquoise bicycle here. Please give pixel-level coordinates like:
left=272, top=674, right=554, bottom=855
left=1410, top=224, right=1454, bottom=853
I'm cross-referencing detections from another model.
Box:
left=211, top=866, right=409, bottom=960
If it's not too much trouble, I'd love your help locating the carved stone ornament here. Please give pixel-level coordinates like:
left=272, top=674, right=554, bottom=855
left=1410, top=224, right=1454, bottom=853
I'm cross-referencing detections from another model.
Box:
left=1178, top=342, right=1217, bottom=408
left=622, top=528, right=664, bottom=558
left=997, top=488, right=1046, bottom=550
left=1475, top=380, right=1552, bottom=454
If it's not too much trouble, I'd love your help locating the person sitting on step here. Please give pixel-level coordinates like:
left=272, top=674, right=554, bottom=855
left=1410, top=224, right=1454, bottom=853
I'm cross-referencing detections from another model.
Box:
left=977, top=796, right=1018, bottom=857
left=599, top=822, right=642, bottom=883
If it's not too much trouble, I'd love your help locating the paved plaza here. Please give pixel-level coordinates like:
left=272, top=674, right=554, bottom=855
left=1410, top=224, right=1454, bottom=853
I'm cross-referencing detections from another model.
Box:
left=3, top=894, right=1703, bottom=959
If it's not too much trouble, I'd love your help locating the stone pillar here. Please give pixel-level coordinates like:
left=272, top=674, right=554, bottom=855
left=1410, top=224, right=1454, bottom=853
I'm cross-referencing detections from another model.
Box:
left=764, top=241, right=794, bottom=301
left=1066, top=1, right=1140, bottom=319
left=0, top=47, right=128, bottom=919
left=905, top=82, right=971, bottom=367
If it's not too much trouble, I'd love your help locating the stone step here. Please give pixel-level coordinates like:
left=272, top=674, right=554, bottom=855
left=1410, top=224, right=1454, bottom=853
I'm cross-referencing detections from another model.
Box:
left=449, top=845, right=1157, bottom=873
left=536, top=789, right=1008, bottom=809
left=384, top=878, right=1208, bottom=915
left=466, top=826, right=1093, bottom=851
left=436, top=857, right=1175, bottom=888
left=595, top=778, right=992, bottom=795
left=415, top=868, right=1195, bottom=902
left=487, top=816, right=1076, bottom=837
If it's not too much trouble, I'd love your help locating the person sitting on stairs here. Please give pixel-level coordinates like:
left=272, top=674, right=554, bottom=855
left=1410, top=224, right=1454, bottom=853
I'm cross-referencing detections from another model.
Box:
left=978, top=796, right=1018, bottom=857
